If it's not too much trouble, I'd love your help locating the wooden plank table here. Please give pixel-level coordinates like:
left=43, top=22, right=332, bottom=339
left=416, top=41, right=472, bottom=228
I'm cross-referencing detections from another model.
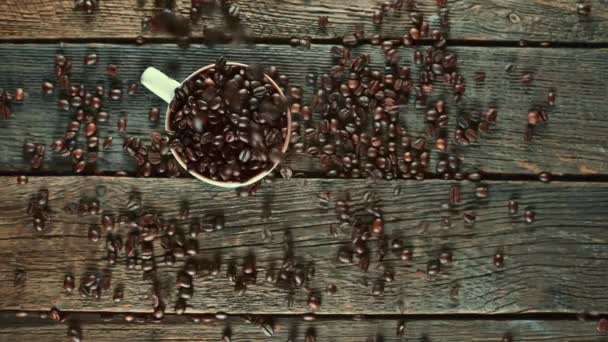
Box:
left=0, top=1, right=607, bottom=341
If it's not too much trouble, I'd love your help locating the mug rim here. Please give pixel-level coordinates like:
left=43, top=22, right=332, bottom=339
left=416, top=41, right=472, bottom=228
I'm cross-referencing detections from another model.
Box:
left=164, top=62, right=292, bottom=188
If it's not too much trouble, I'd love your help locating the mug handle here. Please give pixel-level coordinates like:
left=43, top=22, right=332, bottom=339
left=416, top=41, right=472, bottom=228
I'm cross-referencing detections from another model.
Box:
left=140, top=67, right=181, bottom=104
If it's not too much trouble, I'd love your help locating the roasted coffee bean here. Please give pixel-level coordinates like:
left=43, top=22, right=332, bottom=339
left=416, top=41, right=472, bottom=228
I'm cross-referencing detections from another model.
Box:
left=88, top=225, right=101, bottom=242
left=42, top=82, right=55, bottom=94
left=85, top=122, right=97, bottom=137
left=475, top=185, right=489, bottom=199
left=397, top=321, right=406, bottom=337
left=117, top=118, right=127, bottom=132
left=577, top=3, right=591, bottom=16
left=439, top=251, right=453, bottom=265
left=63, top=274, right=75, bottom=292
left=17, top=175, right=28, bottom=185
left=103, top=136, right=113, bottom=149
left=84, top=53, right=98, bottom=65
left=493, top=252, right=504, bottom=268
left=508, top=200, right=519, bottom=214
left=538, top=172, right=551, bottom=183
left=524, top=209, right=535, bottom=223
left=528, top=110, right=540, bottom=126
left=371, top=279, right=384, bottom=296
left=149, top=107, right=161, bottom=122
left=106, top=64, right=119, bottom=77
left=372, top=218, right=384, bottom=235
left=427, top=259, right=440, bottom=276
left=449, top=184, right=460, bottom=204
left=547, top=89, right=557, bottom=106
left=463, top=212, right=476, bottom=225
left=597, top=318, right=608, bottom=333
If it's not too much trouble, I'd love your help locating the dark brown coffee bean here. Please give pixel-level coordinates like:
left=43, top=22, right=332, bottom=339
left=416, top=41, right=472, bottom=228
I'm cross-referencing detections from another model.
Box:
left=449, top=184, right=460, bottom=205
left=42, top=82, right=55, bottom=94
left=149, top=107, right=161, bottom=122
left=397, top=321, right=406, bottom=337
left=597, top=318, right=608, bottom=333
left=74, top=160, right=86, bottom=173
left=88, top=225, right=101, bottom=242
left=372, top=218, right=384, bottom=235
left=103, top=136, right=113, bottom=149
left=117, top=118, right=127, bottom=132
left=577, top=3, right=591, bottom=16
left=439, top=251, right=453, bottom=265
left=507, top=200, right=519, bottom=214
left=493, top=252, right=504, bottom=268
left=85, top=122, right=97, bottom=137
left=50, top=306, right=64, bottom=322
left=58, top=99, right=70, bottom=111
left=63, top=274, right=75, bottom=292
left=84, top=53, right=98, bottom=65
left=106, top=64, right=119, bottom=77
left=524, top=209, right=535, bottom=223
left=463, top=212, right=476, bottom=225
left=475, top=186, right=489, bottom=199
left=17, top=175, right=28, bottom=185
left=538, top=172, right=551, bottom=183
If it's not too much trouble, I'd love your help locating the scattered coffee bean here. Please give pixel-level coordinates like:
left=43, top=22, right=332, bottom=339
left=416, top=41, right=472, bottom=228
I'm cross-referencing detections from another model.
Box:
left=475, top=186, right=489, bottom=199
left=494, top=252, right=504, bottom=268
left=449, top=184, right=460, bottom=204
left=524, top=209, right=535, bottom=223
left=106, top=64, right=119, bottom=77
left=149, top=107, right=161, bottom=122
left=538, top=172, right=551, bottom=183
left=63, top=274, right=75, bottom=292
left=84, top=53, right=98, bottom=65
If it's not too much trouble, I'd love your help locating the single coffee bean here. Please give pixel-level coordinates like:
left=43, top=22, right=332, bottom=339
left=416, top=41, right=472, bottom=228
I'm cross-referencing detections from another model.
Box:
left=42, top=82, right=55, bottom=94
left=439, top=251, right=453, bottom=264
left=449, top=184, right=460, bottom=204
left=84, top=53, right=98, bottom=65
left=475, top=185, right=489, bottom=199
left=117, top=118, right=127, bottom=132
left=493, top=252, right=504, bottom=268
left=106, top=64, right=119, bottom=77
left=148, top=107, right=161, bottom=122
left=538, top=172, right=551, bottom=183
left=524, top=209, right=535, bottom=223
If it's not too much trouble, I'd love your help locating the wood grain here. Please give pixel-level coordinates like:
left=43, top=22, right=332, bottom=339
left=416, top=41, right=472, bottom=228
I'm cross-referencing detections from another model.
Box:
left=0, top=0, right=607, bottom=43
left=0, top=176, right=607, bottom=315
left=0, top=313, right=606, bottom=342
left=0, top=44, right=606, bottom=176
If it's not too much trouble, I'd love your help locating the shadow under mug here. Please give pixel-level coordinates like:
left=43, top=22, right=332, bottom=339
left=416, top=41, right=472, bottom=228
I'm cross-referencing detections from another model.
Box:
left=140, top=63, right=292, bottom=188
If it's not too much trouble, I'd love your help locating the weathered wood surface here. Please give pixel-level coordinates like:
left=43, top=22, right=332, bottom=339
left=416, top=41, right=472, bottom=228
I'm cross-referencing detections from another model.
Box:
left=0, top=44, right=606, bottom=176
left=0, top=0, right=607, bottom=43
left=1, top=313, right=606, bottom=342
left=1, top=177, right=607, bottom=315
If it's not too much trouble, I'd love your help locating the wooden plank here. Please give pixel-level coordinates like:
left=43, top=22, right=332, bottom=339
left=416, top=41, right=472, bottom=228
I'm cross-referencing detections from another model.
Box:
left=0, top=313, right=607, bottom=342
left=0, top=1, right=607, bottom=43
left=0, top=176, right=607, bottom=315
left=0, top=43, right=606, bottom=176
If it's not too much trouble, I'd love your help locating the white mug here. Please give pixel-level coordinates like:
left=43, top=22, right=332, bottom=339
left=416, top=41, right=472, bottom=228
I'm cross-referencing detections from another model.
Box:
left=140, top=63, right=292, bottom=188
